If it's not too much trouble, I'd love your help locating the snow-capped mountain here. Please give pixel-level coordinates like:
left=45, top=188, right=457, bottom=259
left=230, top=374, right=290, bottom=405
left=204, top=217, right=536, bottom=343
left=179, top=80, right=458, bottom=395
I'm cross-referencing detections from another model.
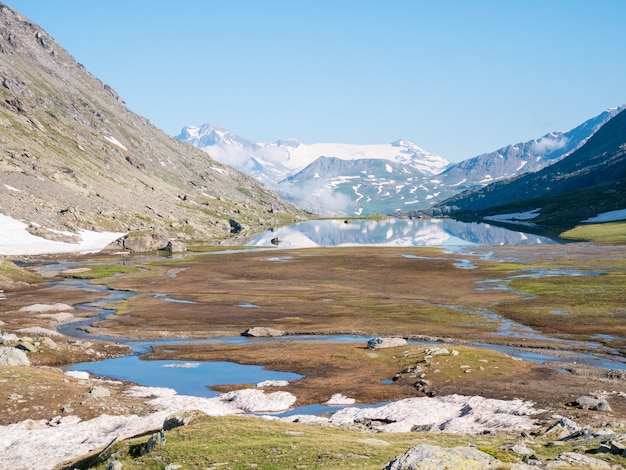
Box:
left=176, top=105, right=626, bottom=217
left=439, top=105, right=626, bottom=191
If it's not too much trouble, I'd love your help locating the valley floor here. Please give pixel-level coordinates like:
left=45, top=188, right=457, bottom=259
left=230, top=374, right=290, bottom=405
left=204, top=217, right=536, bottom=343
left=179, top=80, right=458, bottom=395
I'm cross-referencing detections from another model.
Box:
left=1, top=243, right=626, bottom=469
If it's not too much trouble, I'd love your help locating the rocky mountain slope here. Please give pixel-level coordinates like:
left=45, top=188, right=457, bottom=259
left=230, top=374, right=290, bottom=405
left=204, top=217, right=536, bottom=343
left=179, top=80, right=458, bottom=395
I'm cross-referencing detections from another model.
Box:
left=0, top=4, right=305, bottom=248
left=427, top=108, right=626, bottom=232
left=179, top=107, right=624, bottom=217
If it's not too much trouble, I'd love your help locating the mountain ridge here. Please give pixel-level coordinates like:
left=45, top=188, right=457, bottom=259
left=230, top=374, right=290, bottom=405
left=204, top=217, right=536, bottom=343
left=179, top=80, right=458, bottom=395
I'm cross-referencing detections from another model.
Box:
left=0, top=3, right=306, bottom=248
left=179, top=106, right=624, bottom=217
left=427, top=108, right=626, bottom=232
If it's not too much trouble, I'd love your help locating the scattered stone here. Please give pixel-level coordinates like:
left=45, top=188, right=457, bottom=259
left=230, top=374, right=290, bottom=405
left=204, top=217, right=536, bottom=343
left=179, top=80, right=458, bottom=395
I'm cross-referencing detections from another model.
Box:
left=367, top=337, right=407, bottom=349
left=384, top=443, right=499, bottom=469
left=241, top=327, right=285, bottom=337
left=106, top=461, right=123, bottom=470
left=164, top=465, right=182, bottom=470
left=326, top=394, right=356, bottom=406
left=0, top=346, right=30, bottom=366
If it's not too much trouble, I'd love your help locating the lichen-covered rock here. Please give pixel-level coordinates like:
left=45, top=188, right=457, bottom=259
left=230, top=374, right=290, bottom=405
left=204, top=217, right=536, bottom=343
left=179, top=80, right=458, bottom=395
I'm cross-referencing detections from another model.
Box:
left=367, top=337, right=407, bottom=349
left=384, top=443, right=499, bottom=469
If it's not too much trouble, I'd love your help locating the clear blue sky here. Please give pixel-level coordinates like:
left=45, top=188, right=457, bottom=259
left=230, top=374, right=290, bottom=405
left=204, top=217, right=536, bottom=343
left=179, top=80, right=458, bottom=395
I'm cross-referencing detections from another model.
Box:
left=5, top=0, right=626, bottom=162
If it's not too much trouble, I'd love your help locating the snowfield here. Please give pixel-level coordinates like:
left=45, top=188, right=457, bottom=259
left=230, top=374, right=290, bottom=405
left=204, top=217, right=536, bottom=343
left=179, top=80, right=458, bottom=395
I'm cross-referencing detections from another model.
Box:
left=0, top=214, right=125, bottom=256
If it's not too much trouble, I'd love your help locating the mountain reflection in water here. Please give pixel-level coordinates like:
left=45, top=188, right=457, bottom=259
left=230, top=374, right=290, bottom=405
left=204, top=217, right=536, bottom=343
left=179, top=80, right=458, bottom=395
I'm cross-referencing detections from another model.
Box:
left=246, top=219, right=557, bottom=248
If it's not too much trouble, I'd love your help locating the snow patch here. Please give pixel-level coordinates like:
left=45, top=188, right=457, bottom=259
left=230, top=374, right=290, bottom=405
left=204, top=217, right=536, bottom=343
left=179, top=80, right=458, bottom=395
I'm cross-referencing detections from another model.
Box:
left=484, top=209, right=541, bottom=222
left=104, top=136, right=128, bottom=151
left=0, top=214, right=126, bottom=256
left=583, top=208, right=626, bottom=223
left=4, top=184, right=20, bottom=192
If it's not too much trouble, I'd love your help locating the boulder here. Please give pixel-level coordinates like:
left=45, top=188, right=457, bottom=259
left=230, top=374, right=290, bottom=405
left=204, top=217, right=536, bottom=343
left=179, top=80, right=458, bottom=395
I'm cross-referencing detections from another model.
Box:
left=241, top=327, right=285, bottom=337
left=367, top=337, right=407, bottom=349
left=138, top=430, right=165, bottom=456
left=384, top=444, right=499, bottom=469
left=0, top=346, right=30, bottom=366
left=0, top=332, right=19, bottom=344
left=166, top=240, right=187, bottom=253
left=163, top=410, right=198, bottom=431
left=122, top=233, right=169, bottom=252
left=554, top=451, right=612, bottom=468
left=571, top=396, right=612, bottom=411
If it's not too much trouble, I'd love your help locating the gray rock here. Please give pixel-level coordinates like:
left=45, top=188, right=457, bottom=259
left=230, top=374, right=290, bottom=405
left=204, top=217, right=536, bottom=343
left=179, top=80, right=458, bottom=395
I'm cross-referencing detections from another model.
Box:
left=139, top=430, right=165, bottom=456
left=166, top=240, right=186, bottom=253
left=384, top=444, right=499, bottom=469
left=241, top=327, right=284, bottom=337
left=122, top=233, right=169, bottom=252
left=572, top=396, right=612, bottom=411
left=106, top=461, right=123, bottom=470
left=40, top=336, right=59, bottom=350
left=367, top=337, right=407, bottom=349
left=0, top=332, right=19, bottom=344
left=555, top=451, right=612, bottom=468
left=545, top=417, right=581, bottom=439
left=0, top=346, right=30, bottom=366
left=164, top=410, right=198, bottom=430
left=15, top=341, right=38, bottom=353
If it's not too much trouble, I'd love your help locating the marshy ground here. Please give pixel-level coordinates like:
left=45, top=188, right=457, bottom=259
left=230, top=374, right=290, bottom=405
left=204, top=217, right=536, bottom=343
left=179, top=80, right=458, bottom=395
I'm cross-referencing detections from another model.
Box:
left=2, top=242, right=626, bottom=468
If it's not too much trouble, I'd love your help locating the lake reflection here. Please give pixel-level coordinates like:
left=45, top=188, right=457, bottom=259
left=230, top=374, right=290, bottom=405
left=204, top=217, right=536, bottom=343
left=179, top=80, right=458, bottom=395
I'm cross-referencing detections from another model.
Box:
left=246, top=218, right=556, bottom=248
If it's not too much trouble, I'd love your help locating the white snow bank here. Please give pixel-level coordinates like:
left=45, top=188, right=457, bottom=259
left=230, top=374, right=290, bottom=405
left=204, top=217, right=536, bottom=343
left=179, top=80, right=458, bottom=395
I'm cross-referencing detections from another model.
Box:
left=0, top=214, right=125, bottom=256
left=484, top=209, right=541, bottom=222
left=583, top=208, right=626, bottom=223
left=0, top=385, right=295, bottom=470
left=324, top=394, right=542, bottom=433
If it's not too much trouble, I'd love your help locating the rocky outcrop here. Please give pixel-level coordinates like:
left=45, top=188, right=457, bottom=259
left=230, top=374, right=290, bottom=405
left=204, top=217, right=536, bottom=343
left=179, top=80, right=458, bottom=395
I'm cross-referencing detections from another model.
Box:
left=367, top=337, right=407, bottom=349
left=121, top=233, right=170, bottom=252
left=384, top=444, right=499, bottom=469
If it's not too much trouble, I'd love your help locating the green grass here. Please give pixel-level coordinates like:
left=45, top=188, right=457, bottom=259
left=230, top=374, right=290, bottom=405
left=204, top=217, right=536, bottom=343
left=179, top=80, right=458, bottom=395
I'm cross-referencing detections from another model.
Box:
left=65, top=264, right=140, bottom=279
left=73, top=414, right=626, bottom=470
left=561, top=221, right=626, bottom=244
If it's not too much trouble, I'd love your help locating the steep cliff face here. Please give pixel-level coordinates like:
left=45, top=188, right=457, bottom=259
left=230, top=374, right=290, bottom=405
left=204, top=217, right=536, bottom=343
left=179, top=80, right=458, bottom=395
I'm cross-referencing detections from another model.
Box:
left=0, top=4, right=305, bottom=245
